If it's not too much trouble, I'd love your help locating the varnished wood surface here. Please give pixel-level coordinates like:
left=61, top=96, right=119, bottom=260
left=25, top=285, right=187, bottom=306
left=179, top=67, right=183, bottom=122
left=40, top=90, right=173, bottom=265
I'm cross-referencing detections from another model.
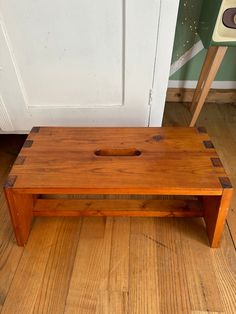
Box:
left=190, top=46, right=228, bottom=126
left=33, top=198, right=204, bottom=217
left=4, top=127, right=232, bottom=246
left=9, top=127, right=227, bottom=194
left=163, top=102, right=236, bottom=246
left=0, top=104, right=236, bottom=313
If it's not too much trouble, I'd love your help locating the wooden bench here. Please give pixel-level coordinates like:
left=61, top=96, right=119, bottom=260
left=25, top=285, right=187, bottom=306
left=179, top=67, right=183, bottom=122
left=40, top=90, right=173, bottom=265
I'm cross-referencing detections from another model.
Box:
left=4, top=127, right=233, bottom=247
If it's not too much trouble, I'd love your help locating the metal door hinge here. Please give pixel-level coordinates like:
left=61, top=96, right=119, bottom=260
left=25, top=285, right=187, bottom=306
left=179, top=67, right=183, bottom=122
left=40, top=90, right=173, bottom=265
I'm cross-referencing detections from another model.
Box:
left=148, top=89, right=153, bottom=106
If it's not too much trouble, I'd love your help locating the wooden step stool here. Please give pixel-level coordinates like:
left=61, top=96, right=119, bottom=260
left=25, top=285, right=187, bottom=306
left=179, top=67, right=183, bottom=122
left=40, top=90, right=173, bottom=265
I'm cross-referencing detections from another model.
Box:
left=4, top=127, right=233, bottom=247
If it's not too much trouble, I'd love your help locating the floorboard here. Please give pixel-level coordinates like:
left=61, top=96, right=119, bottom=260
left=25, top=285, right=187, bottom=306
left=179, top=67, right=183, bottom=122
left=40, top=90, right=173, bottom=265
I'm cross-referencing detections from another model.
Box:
left=0, top=103, right=236, bottom=313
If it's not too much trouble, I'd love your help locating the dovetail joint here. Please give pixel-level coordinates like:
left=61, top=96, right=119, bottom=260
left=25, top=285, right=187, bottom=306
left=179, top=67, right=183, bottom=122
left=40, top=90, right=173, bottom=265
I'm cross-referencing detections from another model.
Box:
left=153, top=135, right=163, bottom=141
left=23, top=140, right=33, bottom=148
left=211, top=157, right=223, bottom=167
left=4, top=175, right=17, bottom=188
left=31, top=126, right=40, bottom=133
left=219, top=177, right=233, bottom=189
left=203, top=140, right=214, bottom=149
left=197, top=126, right=207, bottom=133
left=14, top=156, right=26, bottom=165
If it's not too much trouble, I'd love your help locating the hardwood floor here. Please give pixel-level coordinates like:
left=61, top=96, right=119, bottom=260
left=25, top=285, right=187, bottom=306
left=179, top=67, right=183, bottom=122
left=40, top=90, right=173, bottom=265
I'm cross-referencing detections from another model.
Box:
left=0, top=104, right=235, bottom=313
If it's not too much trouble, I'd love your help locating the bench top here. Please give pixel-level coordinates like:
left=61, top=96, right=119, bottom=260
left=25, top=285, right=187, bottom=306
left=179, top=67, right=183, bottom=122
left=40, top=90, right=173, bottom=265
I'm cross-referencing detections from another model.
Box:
left=7, top=127, right=231, bottom=195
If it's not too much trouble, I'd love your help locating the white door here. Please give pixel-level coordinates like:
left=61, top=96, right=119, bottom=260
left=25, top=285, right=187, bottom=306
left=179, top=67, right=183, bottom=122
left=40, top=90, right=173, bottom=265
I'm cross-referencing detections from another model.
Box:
left=0, top=0, right=179, bottom=132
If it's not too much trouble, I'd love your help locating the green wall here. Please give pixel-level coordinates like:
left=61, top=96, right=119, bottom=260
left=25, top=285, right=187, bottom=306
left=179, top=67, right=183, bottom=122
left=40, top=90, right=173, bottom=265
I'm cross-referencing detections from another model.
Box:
left=170, top=0, right=236, bottom=81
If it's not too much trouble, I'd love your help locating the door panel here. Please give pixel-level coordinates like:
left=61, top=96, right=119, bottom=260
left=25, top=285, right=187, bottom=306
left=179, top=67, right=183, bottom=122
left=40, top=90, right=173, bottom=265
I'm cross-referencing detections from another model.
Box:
left=0, top=0, right=179, bottom=131
left=2, top=0, right=123, bottom=107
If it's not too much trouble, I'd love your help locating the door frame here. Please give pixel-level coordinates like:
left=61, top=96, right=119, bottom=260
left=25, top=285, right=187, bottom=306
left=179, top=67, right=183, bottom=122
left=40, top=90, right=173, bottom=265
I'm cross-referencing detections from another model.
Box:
left=149, top=0, right=179, bottom=126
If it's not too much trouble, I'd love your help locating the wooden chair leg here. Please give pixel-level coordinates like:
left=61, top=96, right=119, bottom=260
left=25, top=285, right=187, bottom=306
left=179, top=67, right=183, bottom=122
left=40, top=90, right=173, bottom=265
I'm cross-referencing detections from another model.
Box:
left=4, top=188, right=36, bottom=246
left=190, top=46, right=218, bottom=113
left=203, top=187, right=233, bottom=248
left=189, top=46, right=228, bottom=127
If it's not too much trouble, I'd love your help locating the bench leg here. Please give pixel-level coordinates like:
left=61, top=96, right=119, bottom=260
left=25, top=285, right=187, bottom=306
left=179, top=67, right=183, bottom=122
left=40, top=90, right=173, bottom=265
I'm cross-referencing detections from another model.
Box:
left=4, top=189, right=36, bottom=246
left=203, top=189, right=233, bottom=248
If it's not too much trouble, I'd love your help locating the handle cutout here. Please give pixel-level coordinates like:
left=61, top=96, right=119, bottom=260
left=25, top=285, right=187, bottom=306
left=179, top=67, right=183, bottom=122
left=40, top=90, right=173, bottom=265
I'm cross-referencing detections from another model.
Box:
left=95, top=148, right=141, bottom=157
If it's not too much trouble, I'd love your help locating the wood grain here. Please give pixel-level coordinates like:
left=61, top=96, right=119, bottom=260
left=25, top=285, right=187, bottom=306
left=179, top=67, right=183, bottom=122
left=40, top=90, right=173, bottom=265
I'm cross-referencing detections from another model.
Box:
left=204, top=188, right=233, bottom=248
left=64, top=217, right=113, bottom=313
left=190, top=46, right=228, bottom=126
left=0, top=111, right=236, bottom=313
left=1, top=218, right=60, bottom=313
left=191, top=311, right=224, bottom=314
left=33, top=198, right=204, bottom=217
left=0, top=192, right=23, bottom=309
left=164, top=102, right=236, bottom=312
left=164, top=102, right=236, bottom=247
left=8, top=127, right=226, bottom=194
left=190, top=46, right=219, bottom=113
left=96, top=291, right=128, bottom=314
left=4, top=126, right=233, bottom=247
left=4, top=189, right=36, bottom=246
left=207, top=122, right=236, bottom=246
left=211, top=226, right=236, bottom=313
left=109, top=217, right=130, bottom=292
left=32, top=218, right=82, bottom=314
left=167, top=87, right=236, bottom=104
left=154, top=218, right=192, bottom=313
left=180, top=218, right=224, bottom=312
left=128, top=218, right=161, bottom=313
